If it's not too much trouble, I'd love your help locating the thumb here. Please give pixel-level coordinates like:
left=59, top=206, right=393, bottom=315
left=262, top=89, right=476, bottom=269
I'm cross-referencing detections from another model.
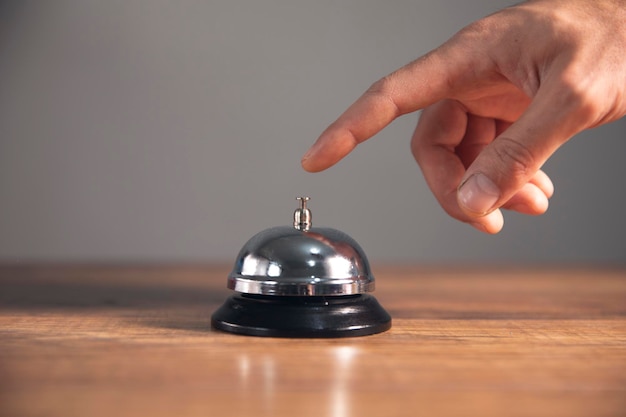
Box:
left=456, top=84, right=585, bottom=220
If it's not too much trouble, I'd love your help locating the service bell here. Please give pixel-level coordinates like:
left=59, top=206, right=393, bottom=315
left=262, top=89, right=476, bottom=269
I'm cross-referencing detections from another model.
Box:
left=211, top=197, right=391, bottom=337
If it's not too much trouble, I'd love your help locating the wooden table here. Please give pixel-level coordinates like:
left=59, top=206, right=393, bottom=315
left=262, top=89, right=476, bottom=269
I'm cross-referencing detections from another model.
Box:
left=1, top=264, right=625, bottom=417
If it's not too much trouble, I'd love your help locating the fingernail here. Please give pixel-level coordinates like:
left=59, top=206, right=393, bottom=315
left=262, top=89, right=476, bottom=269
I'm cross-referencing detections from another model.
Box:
left=458, top=173, right=500, bottom=215
left=301, top=142, right=320, bottom=164
left=301, top=147, right=315, bottom=163
left=301, top=145, right=322, bottom=172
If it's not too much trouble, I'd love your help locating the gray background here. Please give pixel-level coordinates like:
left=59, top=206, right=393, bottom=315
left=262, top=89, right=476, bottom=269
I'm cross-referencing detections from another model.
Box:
left=0, top=0, right=624, bottom=264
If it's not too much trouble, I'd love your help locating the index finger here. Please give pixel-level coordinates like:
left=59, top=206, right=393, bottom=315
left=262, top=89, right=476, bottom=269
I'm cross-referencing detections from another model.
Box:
left=301, top=47, right=466, bottom=172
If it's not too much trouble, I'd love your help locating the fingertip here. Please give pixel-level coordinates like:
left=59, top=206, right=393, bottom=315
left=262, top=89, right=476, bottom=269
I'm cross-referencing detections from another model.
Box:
left=508, top=195, right=549, bottom=215
left=300, top=156, right=327, bottom=172
left=300, top=134, right=332, bottom=172
left=531, top=170, right=555, bottom=199
left=301, top=151, right=319, bottom=172
left=299, top=144, right=339, bottom=173
left=502, top=183, right=550, bottom=215
left=301, top=125, right=361, bottom=173
left=470, top=209, right=504, bottom=234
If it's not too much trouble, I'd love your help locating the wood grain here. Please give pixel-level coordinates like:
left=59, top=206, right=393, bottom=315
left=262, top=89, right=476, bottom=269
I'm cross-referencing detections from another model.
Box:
left=1, top=264, right=625, bottom=417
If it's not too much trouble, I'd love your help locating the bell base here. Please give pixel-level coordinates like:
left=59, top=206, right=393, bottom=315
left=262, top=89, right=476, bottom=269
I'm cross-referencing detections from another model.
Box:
left=211, top=293, right=391, bottom=338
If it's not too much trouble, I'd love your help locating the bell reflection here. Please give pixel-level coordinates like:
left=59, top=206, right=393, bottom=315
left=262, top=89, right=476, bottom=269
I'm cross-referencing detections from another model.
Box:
left=234, top=346, right=359, bottom=417
left=330, top=346, right=359, bottom=417
left=237, top=353, right=277, bottom=414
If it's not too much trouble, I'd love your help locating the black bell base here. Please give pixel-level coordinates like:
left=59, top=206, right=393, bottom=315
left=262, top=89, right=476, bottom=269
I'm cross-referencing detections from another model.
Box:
left=211, top=293, right=391, bottom=338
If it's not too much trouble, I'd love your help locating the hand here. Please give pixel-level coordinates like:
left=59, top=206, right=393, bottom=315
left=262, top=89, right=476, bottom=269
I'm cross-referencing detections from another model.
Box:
left=301, top=0, right=626, bottom=233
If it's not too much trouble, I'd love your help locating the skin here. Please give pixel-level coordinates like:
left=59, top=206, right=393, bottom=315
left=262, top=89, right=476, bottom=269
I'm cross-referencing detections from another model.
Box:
left=301, top=0, right=626, bottom=233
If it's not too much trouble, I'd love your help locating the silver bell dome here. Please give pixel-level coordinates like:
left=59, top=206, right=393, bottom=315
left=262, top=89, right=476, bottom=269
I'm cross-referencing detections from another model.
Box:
left=228, top=197, right=375, bottom=296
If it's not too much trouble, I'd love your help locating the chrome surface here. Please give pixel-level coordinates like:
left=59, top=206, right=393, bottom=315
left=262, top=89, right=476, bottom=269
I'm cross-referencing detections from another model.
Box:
left=228, top=198, right=375, bottom=296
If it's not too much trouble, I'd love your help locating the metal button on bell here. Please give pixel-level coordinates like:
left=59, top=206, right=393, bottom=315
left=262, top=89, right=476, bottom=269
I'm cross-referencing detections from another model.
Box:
left=211, top=197, right=391, bottom=338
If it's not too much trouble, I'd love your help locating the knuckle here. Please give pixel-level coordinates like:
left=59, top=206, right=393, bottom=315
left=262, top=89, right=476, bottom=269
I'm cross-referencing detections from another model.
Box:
left=367, top=76, right=393, bottom=96
left=457, top=19, right=491, bottom=41
left=367, top=76, right=396, bottom=101
left=366, top=76, right=401, bottom=116
left=451, top=16, right=502, bottom=54
left=492, top=137, right=537, bottom=180
left=557, top=69, right=604, bottom=124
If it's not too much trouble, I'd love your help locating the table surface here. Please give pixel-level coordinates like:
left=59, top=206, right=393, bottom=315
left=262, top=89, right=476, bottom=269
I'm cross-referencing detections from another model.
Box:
left=1, top=264, right=625, bottom=417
